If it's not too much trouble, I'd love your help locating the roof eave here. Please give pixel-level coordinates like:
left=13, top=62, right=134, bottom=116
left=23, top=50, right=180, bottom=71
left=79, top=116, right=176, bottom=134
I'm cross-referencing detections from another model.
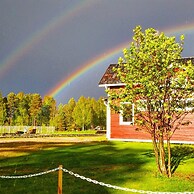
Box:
left=99, top=83, right=126, bottom=88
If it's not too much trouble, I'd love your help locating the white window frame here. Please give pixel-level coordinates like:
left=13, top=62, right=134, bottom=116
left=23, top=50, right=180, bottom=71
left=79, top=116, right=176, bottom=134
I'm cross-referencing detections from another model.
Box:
left=176, top=98, right=194, bottom=111
left=119, top=102, right=134, bottom=125
left=185, top=98, right=194, bottom=111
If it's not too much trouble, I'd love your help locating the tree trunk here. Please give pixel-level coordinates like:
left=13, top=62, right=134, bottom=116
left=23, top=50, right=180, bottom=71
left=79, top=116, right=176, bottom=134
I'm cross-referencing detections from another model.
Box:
left=167, top=138, right=172, bottom=177
left=151, top=136, right=162, bottom=174
left=159, top=135, right=167, bottom=176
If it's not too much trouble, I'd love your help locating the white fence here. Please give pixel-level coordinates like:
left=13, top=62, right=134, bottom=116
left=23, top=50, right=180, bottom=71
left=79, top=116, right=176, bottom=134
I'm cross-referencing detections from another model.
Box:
left=0, top=126, right=55, bottom=134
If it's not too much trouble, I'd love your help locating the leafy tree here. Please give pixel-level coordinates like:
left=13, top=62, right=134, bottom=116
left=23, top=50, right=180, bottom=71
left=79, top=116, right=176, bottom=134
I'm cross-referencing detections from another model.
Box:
left=28, top=93, right=42, bottom=126
left=6, top=92, right=17, bottom=125
left=63, top=98, right=76, bottom=130
left=95, top=97, right=106, bottom=129
left=72, top=96, right=92, bottom=130
left=107, top=26, right=194, bottom=177
left=53, top=103, right=66, bottom=130
left=0, top=92, right=7, bottom=125
left=42, top=96, right=56, bottom=126
left=14, top=92, right=30, bottom=125
left=87, top=97, right=106, bottom=129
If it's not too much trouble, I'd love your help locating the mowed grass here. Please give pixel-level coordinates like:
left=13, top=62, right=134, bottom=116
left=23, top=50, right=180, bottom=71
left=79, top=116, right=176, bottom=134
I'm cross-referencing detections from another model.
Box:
left=0, top=137, right=194, bottom=194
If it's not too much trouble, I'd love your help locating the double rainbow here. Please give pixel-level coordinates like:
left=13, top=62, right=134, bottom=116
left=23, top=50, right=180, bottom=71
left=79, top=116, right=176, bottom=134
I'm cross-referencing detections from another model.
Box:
left=1, top=0, right=194, bottom=99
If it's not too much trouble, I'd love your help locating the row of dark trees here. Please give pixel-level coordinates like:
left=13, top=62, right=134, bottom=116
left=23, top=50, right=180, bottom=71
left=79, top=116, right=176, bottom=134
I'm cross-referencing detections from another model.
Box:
left=0, top=92, right=106, bottom=131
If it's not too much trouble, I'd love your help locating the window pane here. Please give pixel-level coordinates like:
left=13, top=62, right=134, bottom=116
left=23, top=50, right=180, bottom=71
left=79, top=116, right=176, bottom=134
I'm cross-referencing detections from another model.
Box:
left=122, top=104, right=133, bottom=122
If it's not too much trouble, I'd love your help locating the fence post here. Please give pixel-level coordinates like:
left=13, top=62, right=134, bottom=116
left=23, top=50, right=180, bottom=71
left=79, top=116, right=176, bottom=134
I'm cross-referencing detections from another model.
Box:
left=58, top=165, right=63, bottom=194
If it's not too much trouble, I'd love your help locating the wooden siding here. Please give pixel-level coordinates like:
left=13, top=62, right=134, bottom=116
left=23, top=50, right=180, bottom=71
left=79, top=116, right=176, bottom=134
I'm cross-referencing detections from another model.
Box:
left=110, top=113, right=194, bottom=142
left=110, top=113, right=150, bottom=140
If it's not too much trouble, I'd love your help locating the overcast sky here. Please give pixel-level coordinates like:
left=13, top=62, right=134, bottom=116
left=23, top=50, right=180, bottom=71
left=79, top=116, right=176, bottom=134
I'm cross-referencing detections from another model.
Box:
left=1, top=0, right=194, bottom=104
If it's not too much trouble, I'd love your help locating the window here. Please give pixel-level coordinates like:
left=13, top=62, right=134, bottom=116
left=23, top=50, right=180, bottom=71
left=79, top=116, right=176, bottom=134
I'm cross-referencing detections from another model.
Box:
left=119, top=102, right=134, bottom=125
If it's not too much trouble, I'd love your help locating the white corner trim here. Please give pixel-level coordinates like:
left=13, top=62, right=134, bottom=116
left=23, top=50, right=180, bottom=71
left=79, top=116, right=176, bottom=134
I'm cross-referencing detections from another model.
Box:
left=106, top=101, right=111, bottom=140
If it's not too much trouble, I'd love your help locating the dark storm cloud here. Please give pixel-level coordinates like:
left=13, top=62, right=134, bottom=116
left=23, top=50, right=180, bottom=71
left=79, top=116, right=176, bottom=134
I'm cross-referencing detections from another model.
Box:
left=1, top=0, right=194, bottom=103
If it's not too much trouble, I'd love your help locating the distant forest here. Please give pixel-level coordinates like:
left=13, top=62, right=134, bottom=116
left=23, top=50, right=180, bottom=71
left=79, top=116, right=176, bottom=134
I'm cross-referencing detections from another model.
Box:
left=0, top=92, right=106, bottom=131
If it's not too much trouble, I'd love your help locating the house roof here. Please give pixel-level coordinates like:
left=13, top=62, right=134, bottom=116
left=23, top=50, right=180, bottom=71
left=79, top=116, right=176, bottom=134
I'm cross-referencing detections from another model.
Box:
left=98, top=64, right=123, bottom=87
left=179, top=57, right=194, bottom=64
left=98, top=57, right=194, bottom=87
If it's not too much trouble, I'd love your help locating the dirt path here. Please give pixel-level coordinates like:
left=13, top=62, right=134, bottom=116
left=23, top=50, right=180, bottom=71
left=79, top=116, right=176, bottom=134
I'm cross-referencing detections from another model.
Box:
left=0, top=136, right=107, bottom=158
left=0, top=136, right=106, bottom=143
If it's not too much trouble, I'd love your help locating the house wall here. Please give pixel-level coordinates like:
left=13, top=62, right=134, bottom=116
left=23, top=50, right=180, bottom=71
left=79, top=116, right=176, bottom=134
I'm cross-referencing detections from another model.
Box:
left=110, top=112, right=194, bottom=143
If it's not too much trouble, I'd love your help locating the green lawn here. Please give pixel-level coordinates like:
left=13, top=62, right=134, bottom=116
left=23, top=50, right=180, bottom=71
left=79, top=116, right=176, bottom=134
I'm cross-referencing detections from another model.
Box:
left=0, top=139, right=194, bottom=194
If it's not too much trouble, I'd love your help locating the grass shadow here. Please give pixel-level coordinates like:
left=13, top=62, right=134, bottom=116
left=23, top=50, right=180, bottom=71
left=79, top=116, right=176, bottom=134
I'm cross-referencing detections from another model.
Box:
left=142, top=144, right=194, bottom=175
left=170, top=145, right=194, bottom=174
left=0, top=141, right=152, bottom=194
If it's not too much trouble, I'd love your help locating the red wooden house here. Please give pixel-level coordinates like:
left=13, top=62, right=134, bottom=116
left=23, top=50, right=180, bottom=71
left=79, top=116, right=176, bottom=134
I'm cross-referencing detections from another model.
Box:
left=99, top=58, right=194, bottom=144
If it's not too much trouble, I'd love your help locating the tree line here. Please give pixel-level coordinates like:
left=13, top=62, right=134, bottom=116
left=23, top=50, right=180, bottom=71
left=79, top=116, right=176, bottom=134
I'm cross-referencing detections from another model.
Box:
left=0, top=92, right=106, bottom=131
